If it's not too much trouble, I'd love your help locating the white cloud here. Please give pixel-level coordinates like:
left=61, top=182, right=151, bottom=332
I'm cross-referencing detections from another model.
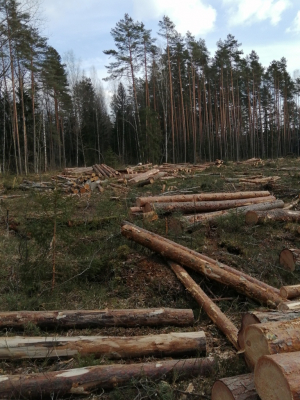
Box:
left=223, top=0, right=291, bottom=26
left=243, top=40, right=300, bottom=73
left=287, top=10, right=300, bottom=33
left=133, top=0, right=217, bottom=36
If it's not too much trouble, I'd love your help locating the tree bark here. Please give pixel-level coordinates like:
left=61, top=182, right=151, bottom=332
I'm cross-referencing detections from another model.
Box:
left=137, top=177, right=154, bottom=187
left=211, top=373, right=258, bottom=400
left=238, top=310, right=300, bottom=350
left=121, top=223, right=282, bottom=308
left=145, top=196, right=276, bottom=214
left=0, top=357, right=216, bottom=398
left=245, top=209, right=300, bottom=225
left=245, top=318, right=300, bottom=367
left=279, top=248, right=300, bottom=272
left=167, top=260, right=239, bottom=349
left=0, top=331, right=206, bottom=360
left=136, top=191, right=271, bottom=207
left=280, top=285, right=300, bottom=300
left=0, top=308, right=194, bottom=329
left=181, top=200, right=284, bottom=232
left=255, top=352, right=300, bottom=400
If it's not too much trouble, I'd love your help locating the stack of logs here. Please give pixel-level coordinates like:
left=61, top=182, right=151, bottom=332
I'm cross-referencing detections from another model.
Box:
left=120, top=222, right=300, bottom=399
left=0, top=308, right=218, bottom=398
left=130, top=190, right=285, bottom=231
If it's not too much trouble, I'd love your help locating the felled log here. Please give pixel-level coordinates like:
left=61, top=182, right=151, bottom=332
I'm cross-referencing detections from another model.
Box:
left=255, top=352, right=300, bottom=400
left=211, top=373, right=258, bottom=400
left=245, top=209, right=300, bottom=225
left=121, top=222, right=282, bottom=307
left=278, top=300, right=300, bottom=311
left=279, top=248, right=300, bottom=271
left=238, top=310, right=300, bottom=350
left=181, top=200, right=284, bottom=231
left=144, top=196, right=276, bottom=214
left=0, top=308, right=194, bottom=329
left=0, top=357, right=216, bottom=398
left=280, top=284, right=300, bottom=300
left=63, top=167, right=93, bottom=175
left=128, top=169, right=160, bottom=184
left=122, top=222, right=280, bottom=297
left=136, top=191, right=271, bottom=207
left=168, top=260, right=239, bottom=349
left=244, top=318, right=300, bottom=367
left=130, top=206, right=144, bottom=215
left=0, top=331, right=206, bottom=360
left=137, top=177, right=155, bottom=187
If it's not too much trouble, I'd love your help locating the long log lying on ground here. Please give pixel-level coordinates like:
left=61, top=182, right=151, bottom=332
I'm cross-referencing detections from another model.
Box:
left=0, top=308, right=194, bottom=329
left=121, top=222, right=282, bottom=307
left=181, top=200, right=284, bottom=231
left=167, top=260, right=239, bottom=349
left=255, top=352, right=300, bottom=400
left=0, top=357, right=216, bottom=398
left=238, top=310, right=300, bottom=350
left=145, top=196, right=276, bottom=214
left=127, top=169, right=160, bottom=184
left=245, top=209, right=300, bottom=225
left=211, top=373, right=258, bottom=400
left=278, top=300, right=300, bottom=311
left=244, top=318, right=300, bottom=367
left=280, top=284, right=300, bottom=300
left=0, top=331, right=206, bottom=360
left=136, top=191, right=271, bottom=207
left=279, top=248, right=300, bottom=271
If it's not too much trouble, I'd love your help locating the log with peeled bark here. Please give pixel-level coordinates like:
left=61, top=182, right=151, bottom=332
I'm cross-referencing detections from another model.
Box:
left=278, top=300, right=300, bottom=311
left=181, top=200, right=284, bottom=231
left=279, top=248, right=300, bottom=271
left=144, top=196, right=276, bottom=214
left=245, top=209, right=300, bottom=225
left=167, top=260, right=239, bottom=349
left=280, top=284, right=300, bottom=299
left=136, top=191, right=271, bottom=207
left=0, top=308, right=194, bottom=329
left=244, top=318, right=300, bottom=367
left=121, top=222, right=282, bottom=307
left=127, top=169, right=160, bottom=184
left=211, top=373, right=258, bottom=400
left=0, top=331, right=206, bottom=360
left=0, top=357, right=216, bottom=398
left=238, top=310, right=300, bottom=350
left=254, top=352, right=300, bottom=400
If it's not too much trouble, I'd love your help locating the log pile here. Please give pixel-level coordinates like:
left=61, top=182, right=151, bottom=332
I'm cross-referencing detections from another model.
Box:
left=0, top=307, right=219, bottom=397
left=131, top=190, right=284, bottom=231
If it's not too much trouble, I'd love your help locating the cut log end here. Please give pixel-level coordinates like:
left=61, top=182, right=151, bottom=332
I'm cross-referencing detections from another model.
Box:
left=244, top=325, right=270, bottom=367
left=211, top=381, right=236, bottom=400
left=255, top=356, right=291, bottom=400
left=245, top=211, right=259, bottom=225
left=279, top=249, right=298, bottom=272
left=238, top=313, right=260, bottom=350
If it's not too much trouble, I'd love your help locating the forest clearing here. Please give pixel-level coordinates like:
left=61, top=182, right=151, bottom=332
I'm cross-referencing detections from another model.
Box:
left=0, top=156, right=300, bottom=399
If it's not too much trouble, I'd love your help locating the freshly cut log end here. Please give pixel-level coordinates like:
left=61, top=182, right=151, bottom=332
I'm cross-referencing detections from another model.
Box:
left=244, top=325, right=271, bottom=367
left=245, top=318, right=300, bottom=368
left=238, top=313, right=260, bottom=350
left=254, top=353, right=299, bottom=400
left=211, top=374, right=258, bottom=400
left=279, top=249, right=300, bottom=272
left=280, top=284, right=300, bottom=300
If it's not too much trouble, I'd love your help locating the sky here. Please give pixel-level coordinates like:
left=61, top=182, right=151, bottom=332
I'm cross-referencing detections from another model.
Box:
left=39, top=0, right=300, bottom=95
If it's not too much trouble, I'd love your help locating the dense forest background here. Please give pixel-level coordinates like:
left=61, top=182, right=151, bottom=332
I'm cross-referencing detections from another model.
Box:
left=1, top=1, right=300, bottom=174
